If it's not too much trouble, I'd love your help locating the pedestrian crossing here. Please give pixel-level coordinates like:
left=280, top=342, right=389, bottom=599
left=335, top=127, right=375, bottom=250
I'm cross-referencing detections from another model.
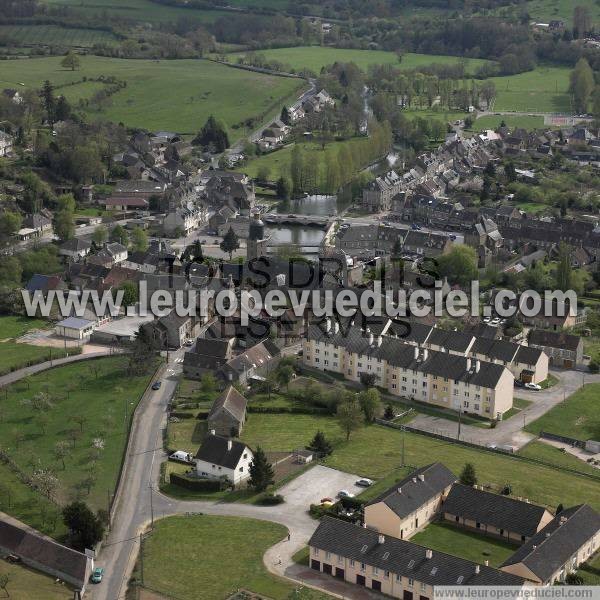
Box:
left=173, top=357, right=184, bottom=364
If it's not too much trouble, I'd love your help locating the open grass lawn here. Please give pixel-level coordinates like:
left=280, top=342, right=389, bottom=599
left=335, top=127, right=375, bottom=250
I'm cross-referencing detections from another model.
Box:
left=0, top=315, right=49, bottom=339
left=240, top=414, right=600, bottom=511
left=580, top=551, right=600, bottom=585
left=43, top=0, right=231, bottom=24
left=0, top=56, right=307, bottom=135
left=517, top=0, right=600, bottom=25
left=0, top=24, right=118, bottom=47
left=524, top=383, right=600, bottom=441
left=490, top=66, right=572, bottom=113
left=227, top=47, right=491, bottom=75
left=0, top=342, right=78, bottom=376
left=518, top=440, right=600, bottom=478
left=138, top=515, right=331, bottom=600
left=411, top=522, right=517, bottom=568
left=474, top=114, right=545, bottom=131
left=0, top=356, right=154, bottom=536
left=0, top=561, right=74, bottom=600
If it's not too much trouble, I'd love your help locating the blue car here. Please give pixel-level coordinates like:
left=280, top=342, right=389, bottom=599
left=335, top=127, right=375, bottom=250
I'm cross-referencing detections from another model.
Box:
left=151, top=381, right=162, bottom=390
left=91, top=567, right=104, bottom=583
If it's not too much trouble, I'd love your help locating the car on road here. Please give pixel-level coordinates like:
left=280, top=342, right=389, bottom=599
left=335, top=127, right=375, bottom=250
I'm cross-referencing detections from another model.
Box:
left=91, top=567, right=105, bottom=584
left=514, top=380, right=525, bottom=388
left=483, top=317, right=491, bottom=323
left=337, top=489, right=354, bottom=499
left=490, top=318, right=501, bottom=326
left=320, top=497, right=334, bottom=504
left=525, top=382, right=542, bottom=391
left=411, top=223, right=421, bottom=230
left=151, top=381, right=162, bottom=390
left=356, top=478, right=374, bottom=487
left=184, top=340, right=194, bottom=346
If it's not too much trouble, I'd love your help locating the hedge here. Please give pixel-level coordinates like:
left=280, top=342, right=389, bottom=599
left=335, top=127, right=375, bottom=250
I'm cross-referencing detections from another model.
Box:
left=169, top=472, right=228, bottom=492
left=247, top=406, right=331, bottom=415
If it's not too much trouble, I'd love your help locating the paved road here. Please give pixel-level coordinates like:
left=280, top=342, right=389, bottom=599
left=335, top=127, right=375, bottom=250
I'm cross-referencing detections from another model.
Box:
left=0, top=350, right=119, bottom=388
left=408, top=369, right=600, bottom=449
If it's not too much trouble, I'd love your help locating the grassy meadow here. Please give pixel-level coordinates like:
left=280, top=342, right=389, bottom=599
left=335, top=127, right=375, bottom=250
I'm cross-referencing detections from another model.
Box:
left=0, top=55, right=307, bottom=134
left=0, top=561, right=74, bottom=600
left=137, top=515, right=330, bottom=600
left=0, top=356, right=154, bottom=536
left=229, top=46, right=491, bottom=74
left=0, top=24, right=118, bottom=47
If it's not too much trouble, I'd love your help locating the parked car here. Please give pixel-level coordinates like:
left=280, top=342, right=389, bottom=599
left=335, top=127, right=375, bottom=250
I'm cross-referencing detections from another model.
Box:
left=91, top=567, right=105, bottom=584
left=169, top=451, right=194, bottom=464
left=411, top=223, right=421, bottom=230
left=483, top=317, right=491, bottom=323
left=320, top=497, right=333, bottom=504
left=151, top=381, right=162, bottom=390
left=184, top=340, right=194, bottom=347
left=337, top=490, right=354, bottom=499
left=356, top=478, right=374, bottom=487
left=525, top=383, right=542, bottom=391
left=514, top=380, right=525, bottom=388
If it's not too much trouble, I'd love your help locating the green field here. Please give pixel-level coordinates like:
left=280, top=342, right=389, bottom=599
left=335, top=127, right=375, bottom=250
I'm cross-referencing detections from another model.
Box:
left=0, top=24, right=118, bottom=47
left=43, top=0, right=231, bottom=24
left=490, top=66, right=572, bottom=113
left=518, top=440, right=600, bottom=477
left=138, top=515, right=329, bottom=600
left=0, top=356, right=153, bottom=536
left=240, top=414, right=600, bottom=512
left=0, top=316, right=49, bottom=339
left=229, top=46, right=491, bottom=74
left=503, top=0, right=600, bottom=25
left=0, top=561, right=73, bottom=600
left=0, top=55, right=306, bottom=134
left=411, top=522, right=517, bottom=568
left=474, top=114, right=546, bottom=131
left=524, top=383, right=600, bottom=441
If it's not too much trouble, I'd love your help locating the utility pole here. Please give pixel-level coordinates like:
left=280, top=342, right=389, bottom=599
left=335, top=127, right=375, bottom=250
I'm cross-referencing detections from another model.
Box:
left=457, top=408, right=462, bottom=441
left=149, top=483, right=154, bottom=529
left=139, top=532, right=144, bottom=586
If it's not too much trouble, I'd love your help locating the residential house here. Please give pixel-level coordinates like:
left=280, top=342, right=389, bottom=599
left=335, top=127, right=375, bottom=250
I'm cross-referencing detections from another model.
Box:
left=500, top=504, right=600, bottom=585
left=59, top=238, right=92, bottom=260
left=163, top=206, right=203, bottom=237
left=141, top=310, right=198, bottom=349
left=0, top=517, right=93, bottom=596
left=23, top=213, right=52, bottom=236
left=25, top=274, right=67, bottom=295
left=183, top=337, right=236, bottom=379
left=218, top=339, right=281, bottom=386
left=194, top=432, right=254, bottom=485
left=442, top=483, right=554, bottom=543
left=207, top=385, right=248, bottom=437
left=364, top=463, right=456, bottom=540
left=528, top=330, right=584, bottom=369
left=55, top=316, right=96, bottom=340
left=308, top=517, right=526, bottom=596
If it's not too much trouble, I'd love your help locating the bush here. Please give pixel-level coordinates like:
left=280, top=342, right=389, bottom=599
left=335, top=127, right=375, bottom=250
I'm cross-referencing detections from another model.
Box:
left=169, top=411, right=195, bottom=419
left=169, top=472, right=228, bottom=492
left=256, top=493, right=284, bottom=505
left=247, top=406, right=330, bottom=415
left=589, top=361, right=599, bottom=374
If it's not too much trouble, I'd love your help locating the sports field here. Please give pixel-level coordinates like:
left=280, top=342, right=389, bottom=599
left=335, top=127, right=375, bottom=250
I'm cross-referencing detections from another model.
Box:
left=0, top=24, right=118, bottom=47
left=229, top=46, right=492, bottom=74
left=0, top=55, right=307, bottom=134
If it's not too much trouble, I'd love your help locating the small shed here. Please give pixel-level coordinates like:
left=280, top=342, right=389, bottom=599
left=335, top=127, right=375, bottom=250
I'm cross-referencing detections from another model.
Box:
left=294, top=449, right=314, bottom=464
left=55, top=317, right=95, bottom=340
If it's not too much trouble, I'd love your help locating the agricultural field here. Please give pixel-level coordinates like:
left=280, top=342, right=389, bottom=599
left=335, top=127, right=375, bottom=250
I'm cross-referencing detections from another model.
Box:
left=473, top=114, right=546, bottom=131
left=0, top=24, right=118, bottom=48
left=489, top=65, right=572, bottom=113
left=0, top=55, right=307, bottom=135
left=136, top=515, right=330, bottom=599
left=228, top=46, right=492, bottom=74
left=0, top=356, right=154, bottom=536
left=524, top=383, right=600, bottom=441
left=411, top=522, right=517, bottom=568
left=42, top=0, right=231, bottom=24
left=495, top=0, right=600, bottom=25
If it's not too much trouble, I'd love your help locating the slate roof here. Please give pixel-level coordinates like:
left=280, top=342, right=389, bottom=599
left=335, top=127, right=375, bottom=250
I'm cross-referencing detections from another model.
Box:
left=60, top=238, right=91, bottom=253
left=195, top=434, right=250, bottom=469
left=184, top=338, right=234, bottom=370
left=427, top=329, right=475, bottom=353
left=528, top=330, right=582, bottom=352
left=0, top=519, right=89, bottom=586
left=25, top=274, right=65, bottom=293
left=501, top=504, right=600, bottom=582
left=366, top=463, right=456, bottom=517
left=56, top=317, right=94, bottom=330
left=442, top=484, right=550, bottom=538
left=471, top=338, right=518, bottom=363
left=514, top=345, right=545, bottom=366
left=208, top=385, right=247, bottom=423
left=309, top=517, right=526, bottom=587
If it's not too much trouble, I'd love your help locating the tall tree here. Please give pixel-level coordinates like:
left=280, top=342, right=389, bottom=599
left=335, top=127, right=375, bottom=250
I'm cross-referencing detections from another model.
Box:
left=192, top=115, right=229, bottom=152
left=62, top=501, right=105, bottom=550
left=61, top=50, right=81, bottom=71
left=290, top=144, right=304, bottom=195
left=91, top=225, right=108, bottom=246
left=358, top=387, right=382, bottom=422
left=573, top=5, right=592, bottom=38
left=40, top=80, right=55, bottom=123
left=52, top=193, right=76, bottom=241
left=460, top=463, right=477, bottom=486
left=249, top=446, right=274, bottom=492
left=307, top=431, right=333, bottom=456
left=570, top=58, right=594, bottom=114
left=130, top=226, right=148, bottom=252
left=336, top=394, right=364, bottom=441
left=220, top=226, right=240, bottom=260
left=555, top=242, right=573, bottom=292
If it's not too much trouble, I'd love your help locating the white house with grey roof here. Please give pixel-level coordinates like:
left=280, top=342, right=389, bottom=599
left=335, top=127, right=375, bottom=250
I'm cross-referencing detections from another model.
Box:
left=194, top=432, right=253, bottom=485
left=55, top=317, right=96, bottom=340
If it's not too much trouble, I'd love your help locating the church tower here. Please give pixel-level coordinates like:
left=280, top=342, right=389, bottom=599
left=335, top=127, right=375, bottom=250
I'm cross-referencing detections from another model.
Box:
left=247, top=211, right=270, bottom=261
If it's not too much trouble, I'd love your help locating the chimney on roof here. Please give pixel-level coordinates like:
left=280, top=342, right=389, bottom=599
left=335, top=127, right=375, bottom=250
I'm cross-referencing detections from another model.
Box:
left=425, top=549, right=433, bottom=560
left=484, top=560, right=489, bottom=567
left=475, top=565, right=480, bottom=575
left=326, top=317, right=332, bottom=332
left=418, top=474, right=425, bottom=482
left=423, top=348, right=428, bottom=361
left=397, top=487, right=402, bottom=494
left=369, top=332, right=374, bottom=346
left=334, top=321, right=340, bottom=334
left=227, top=439, right=233, bottom=451
left=466, top=358, right=472, bottom=371
left=412, top=477, right=417, bottom=483
left=209, top=429, right=216, bottom=436
left=378, top=534, right=385, bottom=545
left=377, top=335, right=383, bottom=347
left=475, top=360, right=481, bottom=373
left=414, top=346, right=419, bottom=360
